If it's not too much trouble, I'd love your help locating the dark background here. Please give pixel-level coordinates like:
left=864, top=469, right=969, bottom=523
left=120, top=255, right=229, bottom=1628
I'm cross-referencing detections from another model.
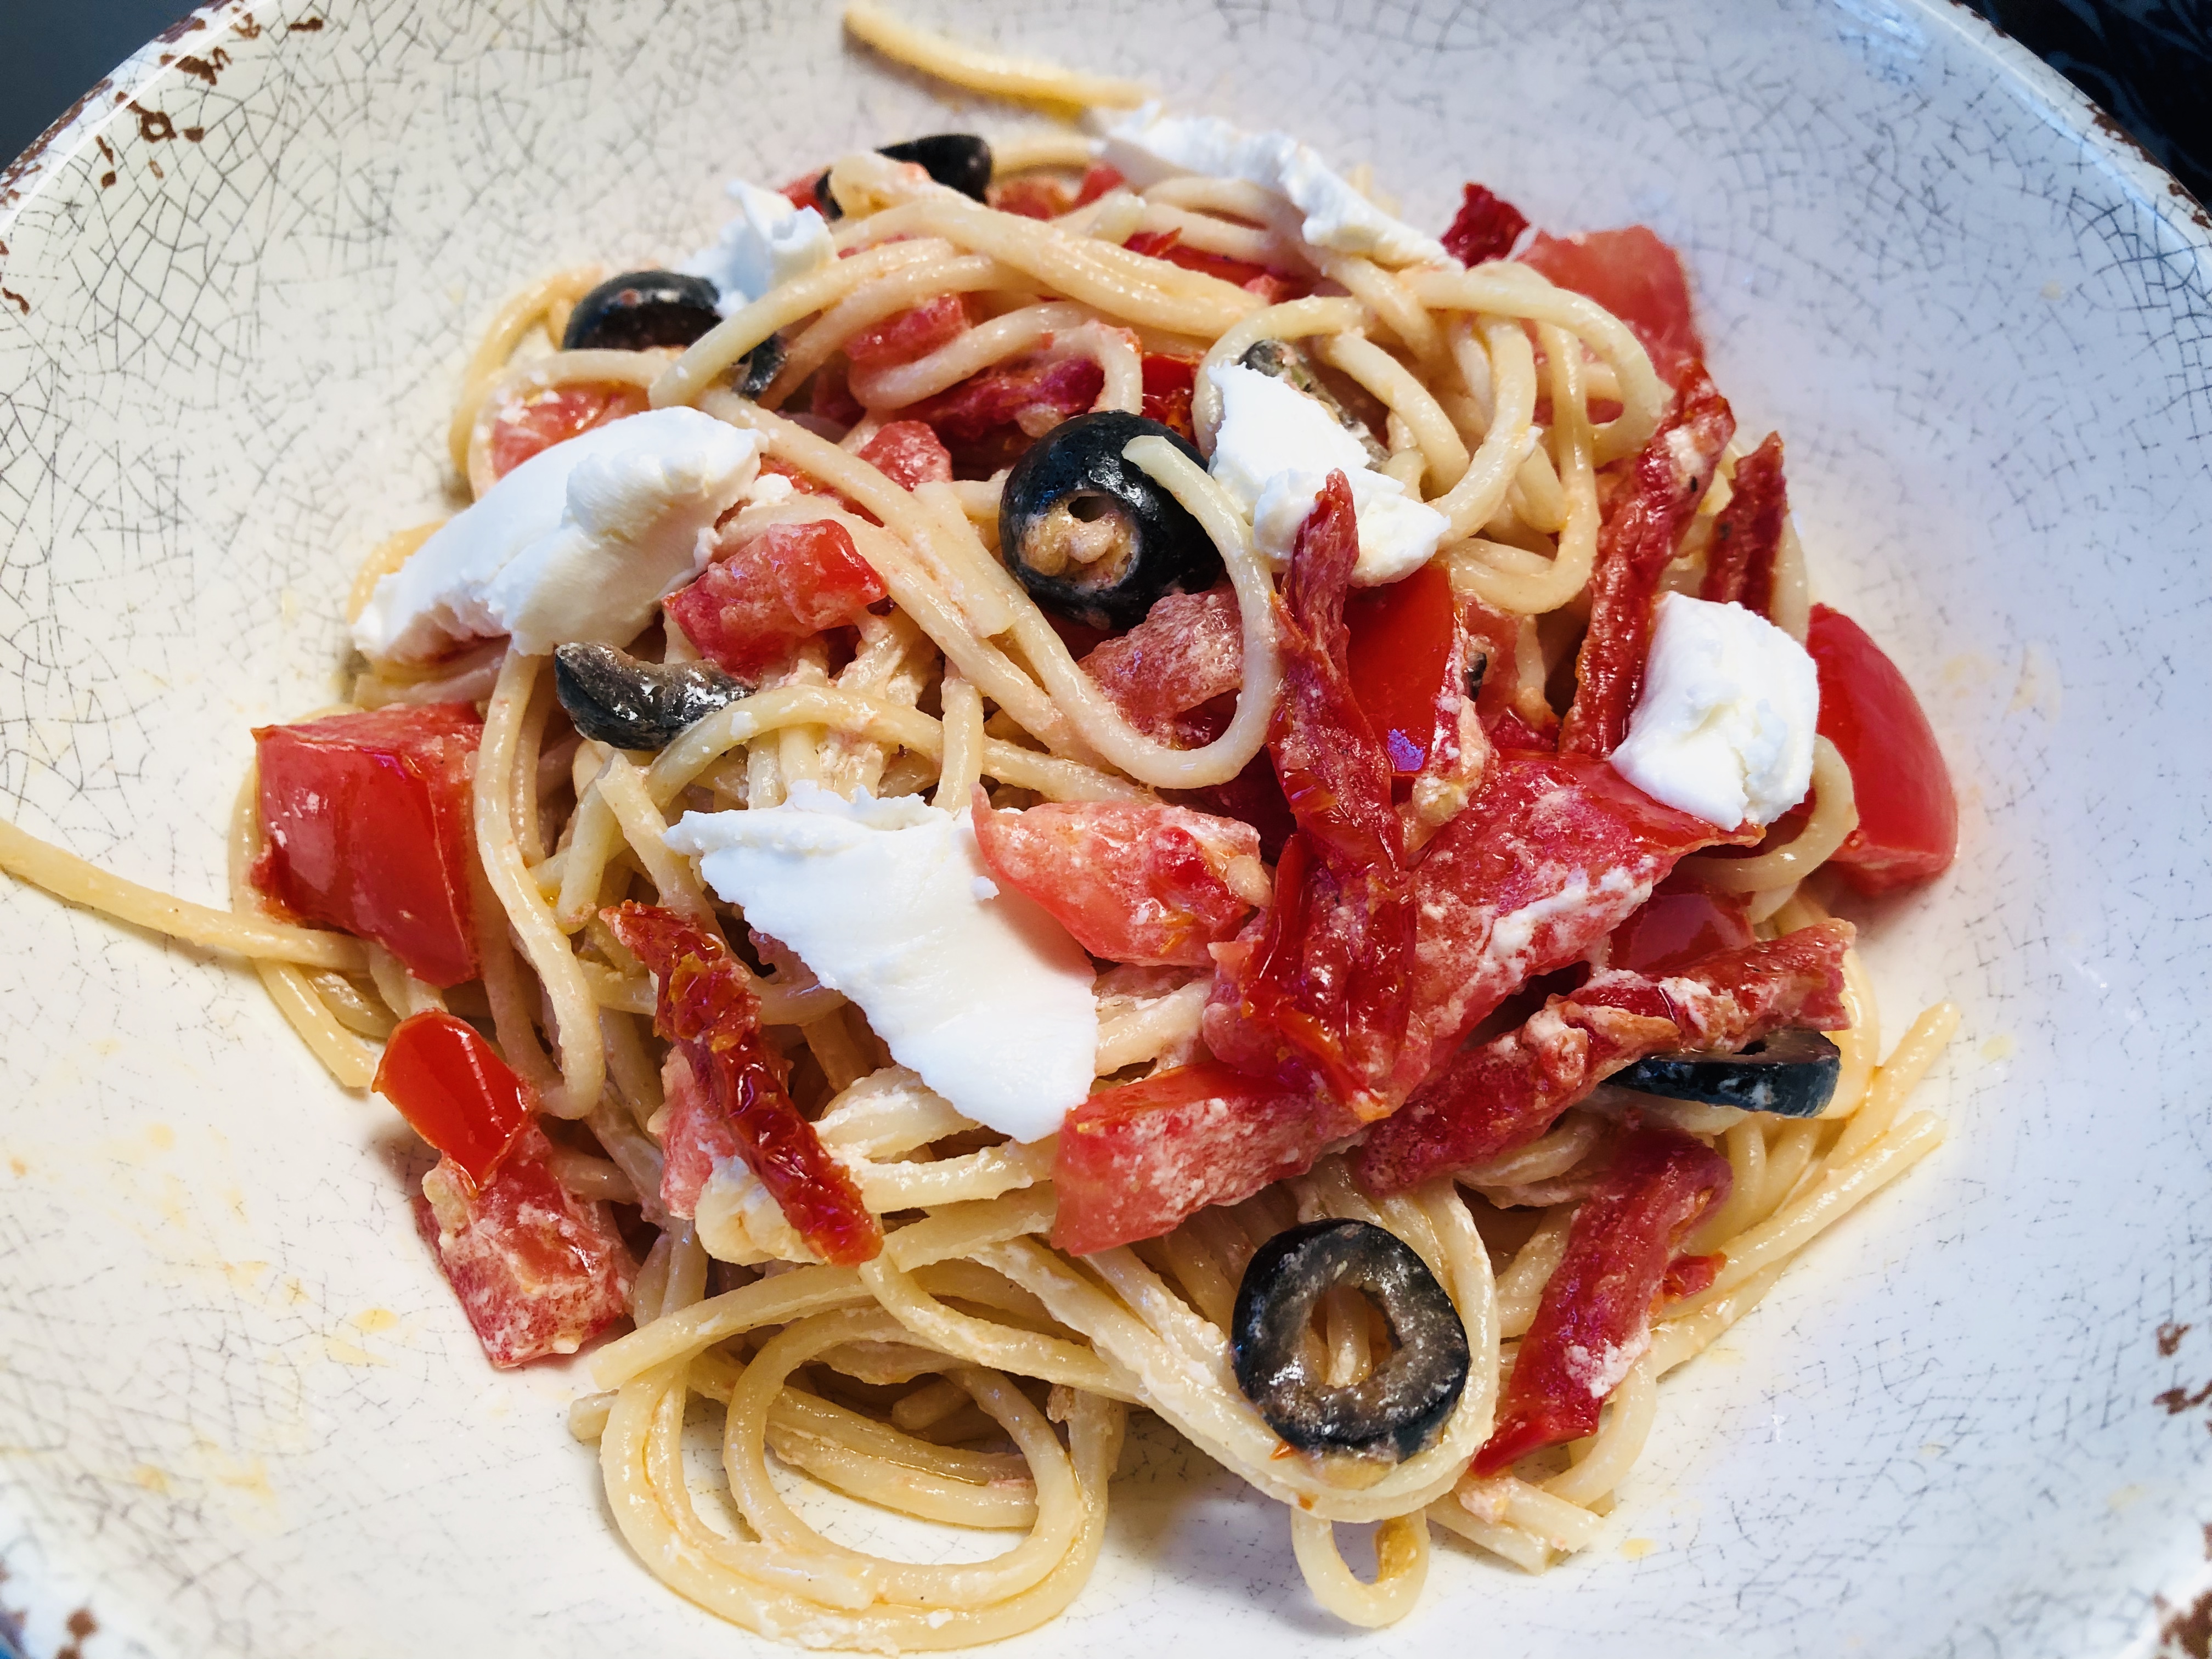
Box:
left=3, top=0, right=2207, bottom=204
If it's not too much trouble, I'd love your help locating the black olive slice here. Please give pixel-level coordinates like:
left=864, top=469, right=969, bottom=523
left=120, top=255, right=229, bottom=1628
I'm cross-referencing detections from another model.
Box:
left=878, top=134, right=994, bottom=202
left=563, top=270, right=724, bottom=352
left=812, top=133, right=995, bottom=222
left=552, top=643, right=748, bottom=753
left=1238, top=338, right=1389, bottom=465
left=1231, top=1219, right=1470, bottom=1463
left=1611, top=1028, right=1842, bottom=1118
left=736, top=332, right=786, bottom=398
left=998, top=411, right=1222, bottom=631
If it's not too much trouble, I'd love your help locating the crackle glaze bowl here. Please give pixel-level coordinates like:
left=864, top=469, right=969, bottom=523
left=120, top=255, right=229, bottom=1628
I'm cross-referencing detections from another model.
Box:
left=1, top=1, right=2208, bottom=1656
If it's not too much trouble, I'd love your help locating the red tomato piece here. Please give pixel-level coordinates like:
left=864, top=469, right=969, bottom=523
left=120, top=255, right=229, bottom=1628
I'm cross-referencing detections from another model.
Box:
left=972, top=789, right=1262, bottom=968
left=249, top=704, right=482, bottom=987
left=1700, top=432, right=1787, bottom=617
left=1805, top=605, right=1959, bottom=892
left=1140, top=352, right=1200, bottom=441
left=990, top=175, right=1073, bottom=219
left=1359, top=919, right=1852, bottom=1193
left=779, top=171, right=830, bottom=213
left=415, top=1121, right=635, bottom=1367
left=845, top=295, right=970, bottom=368
left=607, top=902, right=881, bottom=1265
left=1052, top=1062, right=1340, bottom=1255
left=485, top=381, right=649, bottom=481
left=908, top=354, right=1104, bottom=444
left=810, top=361, right=866, bottom=427
left=664, top=520, right=886, bottom=680
left=1441, top=183, right=1530, bottom=266
left=1346, top=560, right=1460, bottom=777
left=856, top=419, right=954, bottom=488
left=1082, top=585, right=1244, bottom=743
left=1559, top=364, right=1736, bottom=759
left=1073, top=161, right=1125, bottom=207
left=1518, top=227, right=1706, bottom=390
left=374, top=1012, right=532, bottom=1187
left=1605, top=873, right=1754, bottom=977
left=1472, top=1123, right=1732, bottom=1474
left=1124, top=229, right=1307, bottom=303
left=1392, top=751, right=1757, bottom=1097
left=1205, top=475, right=1413, bottom=1120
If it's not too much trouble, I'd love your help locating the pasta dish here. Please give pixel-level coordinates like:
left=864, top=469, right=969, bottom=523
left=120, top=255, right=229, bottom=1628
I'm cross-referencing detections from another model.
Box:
left=0, top=4, right=1966, bottom=1646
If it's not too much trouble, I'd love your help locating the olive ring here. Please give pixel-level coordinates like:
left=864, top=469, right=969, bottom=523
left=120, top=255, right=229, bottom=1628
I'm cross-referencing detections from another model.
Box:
left=1230, top=1218, right=1470, bottom=1463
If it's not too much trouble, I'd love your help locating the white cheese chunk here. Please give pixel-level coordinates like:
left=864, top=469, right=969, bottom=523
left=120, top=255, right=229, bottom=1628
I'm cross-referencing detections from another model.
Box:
left=680, top=179, right=836, bottom=318
left=1609, top=592, right=1820, bottom=828
left=1100, top=105, right=1448, bottom=268
left=665, top=786, right=1097, bottom=1143
left=1207, top=363, right=1447, bottom=585
left=351, top=408, right=757, bottom=664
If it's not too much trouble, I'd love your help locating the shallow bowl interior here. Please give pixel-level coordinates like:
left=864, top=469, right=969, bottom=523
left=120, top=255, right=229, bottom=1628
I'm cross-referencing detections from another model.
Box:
left=1, top=2, right=2208, bottom=1656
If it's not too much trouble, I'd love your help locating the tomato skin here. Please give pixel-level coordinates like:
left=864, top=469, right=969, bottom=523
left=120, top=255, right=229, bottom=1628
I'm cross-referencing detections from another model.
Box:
left=374, top=1012, right=532, bottom=1187
left=249, top=703, right=482, bottom=987
left=1804, top=605, right=1958, bottom=892
left=486, top=381, right=648, bottom=481
left=1345, top=560, right=1458, bottom=776
left=1139, top=352, right=1199, bottom=441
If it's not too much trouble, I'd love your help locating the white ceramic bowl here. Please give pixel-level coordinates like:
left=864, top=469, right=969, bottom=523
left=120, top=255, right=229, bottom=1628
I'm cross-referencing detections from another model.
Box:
left=2, top=2, right=2208, bottom=1655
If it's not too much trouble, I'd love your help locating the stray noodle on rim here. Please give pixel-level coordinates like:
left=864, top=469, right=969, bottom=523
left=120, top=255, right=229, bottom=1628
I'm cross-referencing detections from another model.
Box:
left=0, top=4, right=1965, bottom=1645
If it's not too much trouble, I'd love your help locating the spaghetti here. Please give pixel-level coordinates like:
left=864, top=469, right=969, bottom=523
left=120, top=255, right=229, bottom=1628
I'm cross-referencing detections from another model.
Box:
left=0, top=5, right=1965, bottom=1647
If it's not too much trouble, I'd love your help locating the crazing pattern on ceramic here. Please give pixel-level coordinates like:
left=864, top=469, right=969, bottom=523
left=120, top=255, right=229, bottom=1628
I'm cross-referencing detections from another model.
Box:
left=0, top=2, right=2207, bottom=1656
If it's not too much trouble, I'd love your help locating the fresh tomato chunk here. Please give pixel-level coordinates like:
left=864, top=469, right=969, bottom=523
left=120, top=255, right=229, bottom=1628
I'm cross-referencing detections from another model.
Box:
left=1052, top=1062, right=1336, bottom=1255
left=1605, top=873, right=1754, bottom=976
left=664, top=519, right=887, bottom=680
left=1346, top=559, right=1460, bottom=777
left=973, top=790, right=1262, bottom=968
left=1140, top=352, right=1200, bottom=441
left=910, top=354, right=1104, bottom=444
left=607, top=903, right=881, bottom=1265
left=856, top=419, right=953, bottom=488
left=1805, top=605, right=1959, bottom=892
left=250, top=704, right=482, bottom=988
left=1472, top=1122, right=1732, bottom=1474
left=1441, top=183, right=1529, bottom=266
left=415, top=1121, right=635, bottom=1367
left=845, top=295, right=971, bottom=368
left=1519, top=227, right=1706, bottom=390
left=1082, top=585, right=1244, bottom=743
left=988, top=163, right=1124, bottom=220
left=1361, top=920, right=1852, bottom=1193
left=374, top=1012, right=532, bottom=1187
left=1124, top=229, right=1307, bottom=303
left=1560, top=364, right=1735, bottom=759
left=485, top=381, right=648, bottom=481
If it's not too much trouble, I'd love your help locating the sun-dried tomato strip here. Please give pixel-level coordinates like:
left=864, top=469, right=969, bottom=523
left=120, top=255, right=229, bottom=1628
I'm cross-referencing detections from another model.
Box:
left=605, top=902, right=881, bottom=1265
left=1358, top=920, right=1852, bottom=1194
left=1472, top=1122, right=1733, bottom=1475
left=1205, top=473, right=1413, bottom=1119
left=1699, top=432, right=1787, bottom=617
left=1441, top=183, right=1530, bottom=266
left=1559, top=366, right=1736, bottom=758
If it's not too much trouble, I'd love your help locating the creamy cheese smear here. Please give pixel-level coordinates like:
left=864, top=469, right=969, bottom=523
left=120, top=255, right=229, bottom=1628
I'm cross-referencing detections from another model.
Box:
left=667, top=785, right=1097, bottom=1143
left=352, top=407, right=758, bottom=663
